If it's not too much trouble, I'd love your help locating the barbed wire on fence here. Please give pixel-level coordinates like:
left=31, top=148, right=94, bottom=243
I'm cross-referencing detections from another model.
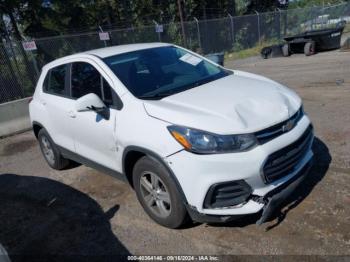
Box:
left=1, top=2, right=350, bottom=103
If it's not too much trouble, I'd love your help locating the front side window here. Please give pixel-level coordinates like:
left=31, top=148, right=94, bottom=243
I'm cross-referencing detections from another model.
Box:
left=71, top=62, right=114, bottom=105
left=71, top=62, right=102, bottom=99
left=103, top=46, right=231, bottom=99
left=44, top=64, right=67, bottom=95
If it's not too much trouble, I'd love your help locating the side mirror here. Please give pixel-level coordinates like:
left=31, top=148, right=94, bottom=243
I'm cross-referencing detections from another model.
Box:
left=75, top=93, right=110, bottom=120
left=205, top=52, right=224, bottom=66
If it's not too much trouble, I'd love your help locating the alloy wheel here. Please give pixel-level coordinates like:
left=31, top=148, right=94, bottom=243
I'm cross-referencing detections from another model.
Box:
left=139, top=171, right=171, bottom=218
left=41, top=136, right=55, bottom=165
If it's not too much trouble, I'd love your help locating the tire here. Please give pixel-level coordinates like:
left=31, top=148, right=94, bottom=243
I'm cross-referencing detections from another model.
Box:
left=132, top=156, right=188, bottom=228
left=261, top=47, right=272, bottom=59
left=282, top=44, right=291, bottom=57
left=304, top=42, right=316, bottom=56
left=38, top=129, right=70, bottom=170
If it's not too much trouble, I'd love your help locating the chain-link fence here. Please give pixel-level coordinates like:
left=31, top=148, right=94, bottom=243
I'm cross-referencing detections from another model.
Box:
left=0, top=41, right=38, bottom=103
left=1, top=2, right=350, bottom=103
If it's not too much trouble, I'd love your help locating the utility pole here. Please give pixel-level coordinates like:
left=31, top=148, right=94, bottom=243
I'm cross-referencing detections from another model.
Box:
left=228, top=13, right=234, bottom=44
left=177, top=0, right=187, bottom=46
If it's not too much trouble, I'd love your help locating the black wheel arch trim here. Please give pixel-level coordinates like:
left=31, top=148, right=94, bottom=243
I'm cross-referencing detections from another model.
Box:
left=122, top=146, right=189, bottom=205
left=32, top=121, right=45, bottom=139
left=32, top=120, right=44, bottom=128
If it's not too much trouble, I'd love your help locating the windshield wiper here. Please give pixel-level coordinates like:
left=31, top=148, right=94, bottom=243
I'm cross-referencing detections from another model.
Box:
left=139, top=72, right=232, bottom=100
left=138, top=92, right=175, bottom=100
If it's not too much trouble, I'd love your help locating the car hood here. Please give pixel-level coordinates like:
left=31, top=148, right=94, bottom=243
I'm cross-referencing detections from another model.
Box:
left=143, top=70, right=301, bottom=134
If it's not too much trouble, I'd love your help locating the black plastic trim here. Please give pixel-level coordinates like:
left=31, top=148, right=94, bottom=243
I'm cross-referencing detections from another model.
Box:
left=57, top=146, right=127, bottom=182
left=110, top=90, right=124, bottom=110
left=262, top=125, right=313, bottom=184
left=32, top=121, right=43, bottom=128
left=203, top=180, right=252, bottom=208
left=32, top=121, right=44, bottom=138
left=186, top=204, right=242, bottom=224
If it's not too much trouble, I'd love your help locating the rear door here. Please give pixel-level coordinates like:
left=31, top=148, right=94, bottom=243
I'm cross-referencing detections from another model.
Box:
left=40, top=64, right=76, bottom=152
left=69, top=61, right=121, bottom=171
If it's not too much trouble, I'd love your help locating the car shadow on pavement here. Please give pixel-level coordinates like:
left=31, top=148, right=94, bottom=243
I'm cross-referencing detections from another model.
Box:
left=0, top=174, right=131, bottom=261
left=209, top=137, right=331, bottom=230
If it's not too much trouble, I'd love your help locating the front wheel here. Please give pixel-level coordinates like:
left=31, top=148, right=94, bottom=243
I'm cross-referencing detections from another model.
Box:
left=133, top=156, right=188, bottom=228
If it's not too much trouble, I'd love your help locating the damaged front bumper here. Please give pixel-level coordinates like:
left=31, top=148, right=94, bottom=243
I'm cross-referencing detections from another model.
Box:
left=186, top=158, right=313, bottom=225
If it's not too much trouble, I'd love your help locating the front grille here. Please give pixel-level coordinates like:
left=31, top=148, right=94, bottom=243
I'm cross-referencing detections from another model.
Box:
left=262, top=125, right=313, bottom=184
left=204, top=180, right=252, bottom=208
left=255, top=107, right=304, bottom=144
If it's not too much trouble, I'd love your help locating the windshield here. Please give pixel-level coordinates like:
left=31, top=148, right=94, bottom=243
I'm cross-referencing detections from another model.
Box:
left=103, top=46, right=231, bottom=99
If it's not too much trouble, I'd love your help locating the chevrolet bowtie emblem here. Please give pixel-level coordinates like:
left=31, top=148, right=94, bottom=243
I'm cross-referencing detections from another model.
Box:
left=282, top=119, right=294, bottom=132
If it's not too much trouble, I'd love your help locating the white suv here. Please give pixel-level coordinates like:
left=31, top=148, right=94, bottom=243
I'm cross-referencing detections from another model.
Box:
left=29, top=43, right=314, bottom=228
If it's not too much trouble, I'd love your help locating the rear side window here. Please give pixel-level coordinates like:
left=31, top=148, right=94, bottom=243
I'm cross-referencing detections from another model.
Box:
left=44, top=64, right=67, bottom=95
left=71, top=62, right=114, bottom=105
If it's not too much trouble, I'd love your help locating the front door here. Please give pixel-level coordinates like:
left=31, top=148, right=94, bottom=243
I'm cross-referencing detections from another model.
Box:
left=69, top=61, right=120, bottom=171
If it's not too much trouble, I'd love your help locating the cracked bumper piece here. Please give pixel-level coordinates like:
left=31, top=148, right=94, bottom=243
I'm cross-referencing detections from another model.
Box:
left=256, top=158, right=313, bottom=225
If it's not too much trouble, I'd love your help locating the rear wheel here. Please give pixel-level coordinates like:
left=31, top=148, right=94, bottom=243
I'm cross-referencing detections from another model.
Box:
left=38, top=129, right=70, bottom=170
left=304, top=42, right=316, bottom=56
left=133, top=156, right=188, bottom=228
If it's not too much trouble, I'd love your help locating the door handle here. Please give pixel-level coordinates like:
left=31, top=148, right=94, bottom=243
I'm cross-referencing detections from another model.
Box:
left=68, top=110, right=76, bottom=118
left=40, top=100, right=46, bottom=106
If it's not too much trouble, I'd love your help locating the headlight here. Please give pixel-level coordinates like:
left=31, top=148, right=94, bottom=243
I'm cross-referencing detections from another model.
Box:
left=167, top=126, right=257, bottom=154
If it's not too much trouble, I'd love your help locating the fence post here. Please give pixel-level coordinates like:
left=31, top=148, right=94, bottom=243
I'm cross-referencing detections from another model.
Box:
left=194, top=17, right=202, bottom=51
left=254, top=10, right=261, bottom=45
left=153, top=20, right=162, bottom=42
left=29, top=49, right=40, bottom=78
left=177, top=0, right=187, bottom=47
left=228, top=13, right=235, bottom=45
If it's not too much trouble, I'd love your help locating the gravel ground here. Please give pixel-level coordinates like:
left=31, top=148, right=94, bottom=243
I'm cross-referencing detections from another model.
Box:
left=0, top=50, right=349, bottom=258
